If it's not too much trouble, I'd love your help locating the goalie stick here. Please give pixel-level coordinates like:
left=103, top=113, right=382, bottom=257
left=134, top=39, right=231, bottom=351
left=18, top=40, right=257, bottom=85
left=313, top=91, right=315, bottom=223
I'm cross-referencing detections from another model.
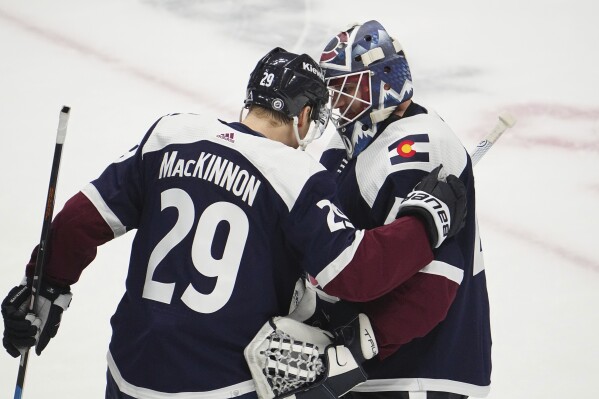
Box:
left=14, top=106, right=71, bottom=399
left=470, top=112, right=517, bottom=166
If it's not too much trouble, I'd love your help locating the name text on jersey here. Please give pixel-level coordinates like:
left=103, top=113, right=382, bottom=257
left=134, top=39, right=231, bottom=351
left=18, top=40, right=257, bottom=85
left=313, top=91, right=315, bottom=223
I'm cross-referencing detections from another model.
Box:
left=159, top=151, right=262, bottom=206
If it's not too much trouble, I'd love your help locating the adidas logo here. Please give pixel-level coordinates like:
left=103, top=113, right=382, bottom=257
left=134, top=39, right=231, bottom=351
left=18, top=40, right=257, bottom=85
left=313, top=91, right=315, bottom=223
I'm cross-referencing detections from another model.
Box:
left=217, top=132, right=235, bottom=143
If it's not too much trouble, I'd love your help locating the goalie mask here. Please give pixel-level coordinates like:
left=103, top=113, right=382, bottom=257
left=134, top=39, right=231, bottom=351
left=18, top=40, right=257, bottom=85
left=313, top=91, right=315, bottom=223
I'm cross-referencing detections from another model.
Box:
left=244, top=47, right=330, bottom=150
left=320, top=20, right=413, bottom=158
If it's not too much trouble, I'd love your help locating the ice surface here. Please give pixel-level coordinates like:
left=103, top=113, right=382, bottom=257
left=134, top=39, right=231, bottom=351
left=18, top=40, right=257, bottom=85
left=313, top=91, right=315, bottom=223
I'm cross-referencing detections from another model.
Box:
left=1, top=0, right=598, bottom=397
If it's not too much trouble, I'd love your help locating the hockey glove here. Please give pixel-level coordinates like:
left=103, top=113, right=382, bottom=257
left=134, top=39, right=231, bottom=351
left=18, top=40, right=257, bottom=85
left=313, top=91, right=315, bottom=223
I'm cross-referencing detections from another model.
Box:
left=327, top=301, right=378, bottom=364
left=2, top=277, right=72, bottom=357
left=397, top=165, right=467, bottom=248
left=288, top=307, right=378, bottom=399
left=291, top=344, right=368, bottom=399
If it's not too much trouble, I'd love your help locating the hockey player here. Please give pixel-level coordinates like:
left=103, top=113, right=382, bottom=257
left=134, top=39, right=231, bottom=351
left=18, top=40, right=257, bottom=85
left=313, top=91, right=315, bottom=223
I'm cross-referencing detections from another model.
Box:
left=314, top=21, right=493, bottom=398
left=2, top=48, right=467, bottom=399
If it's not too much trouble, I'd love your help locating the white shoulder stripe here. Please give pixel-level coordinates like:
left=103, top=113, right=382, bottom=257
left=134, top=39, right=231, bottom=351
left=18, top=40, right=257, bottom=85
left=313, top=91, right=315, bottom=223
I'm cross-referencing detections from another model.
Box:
left=315, top=230, right=365, bottom=287
left=142, top=113, right=324, bottom=211
left=141, top=114, right=211, bottom=157
left=81, top=183, right=127, bottom=238
left=107, top=351, right=256, bottom=399
left=419, top=260, right=464, bottom=284
left=356, top=113, right=468, bottom=208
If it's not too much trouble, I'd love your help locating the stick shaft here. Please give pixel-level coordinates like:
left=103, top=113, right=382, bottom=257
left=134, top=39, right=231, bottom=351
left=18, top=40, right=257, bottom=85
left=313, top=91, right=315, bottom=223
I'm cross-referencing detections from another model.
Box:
left=470, top=113, right=516, bottom=166
left=14, top=106, right=70, bottom=399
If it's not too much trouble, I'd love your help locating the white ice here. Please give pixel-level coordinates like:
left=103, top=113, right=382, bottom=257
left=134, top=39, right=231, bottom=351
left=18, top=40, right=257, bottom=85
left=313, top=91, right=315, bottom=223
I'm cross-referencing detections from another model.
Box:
left=1, top=0, right=598, bottom=398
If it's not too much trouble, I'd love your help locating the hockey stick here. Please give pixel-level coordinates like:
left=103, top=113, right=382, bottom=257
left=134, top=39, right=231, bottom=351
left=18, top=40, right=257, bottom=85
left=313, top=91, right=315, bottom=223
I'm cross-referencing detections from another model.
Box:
left=470, top=112, right=517, bottom=166
left=14, top=106, right=71, bottom=399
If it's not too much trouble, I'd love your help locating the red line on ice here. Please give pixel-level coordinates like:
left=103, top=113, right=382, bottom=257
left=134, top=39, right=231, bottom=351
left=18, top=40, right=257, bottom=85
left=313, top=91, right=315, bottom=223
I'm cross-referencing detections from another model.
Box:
left=484, top=217, right=599, bottom=273
left=0, top=7, right=231, bottom=114
left=470, top=102, right=599, bottom=153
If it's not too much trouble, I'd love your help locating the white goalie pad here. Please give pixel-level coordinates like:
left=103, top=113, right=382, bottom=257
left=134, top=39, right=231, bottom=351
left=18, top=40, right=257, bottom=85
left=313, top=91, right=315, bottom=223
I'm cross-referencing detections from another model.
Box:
left=244, top=316, right=334, bottom=399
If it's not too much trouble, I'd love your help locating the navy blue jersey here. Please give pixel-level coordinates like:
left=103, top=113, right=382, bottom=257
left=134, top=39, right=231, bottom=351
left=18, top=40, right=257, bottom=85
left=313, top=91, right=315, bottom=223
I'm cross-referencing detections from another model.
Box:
left=320, top=104, right=492, bottom=396
left=78, top=114, right=356, bottom=396
left=37, top=113, right=433, bottom=397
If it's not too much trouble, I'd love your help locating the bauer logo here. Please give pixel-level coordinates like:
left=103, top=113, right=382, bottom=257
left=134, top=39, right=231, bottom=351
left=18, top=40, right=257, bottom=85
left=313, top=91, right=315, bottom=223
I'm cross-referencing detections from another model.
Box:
left=388, top=134, right=429, bottom=165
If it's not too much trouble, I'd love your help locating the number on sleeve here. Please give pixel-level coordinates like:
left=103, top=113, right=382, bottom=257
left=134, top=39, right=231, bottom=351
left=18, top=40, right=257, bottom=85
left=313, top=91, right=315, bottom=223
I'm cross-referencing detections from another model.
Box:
left=317, top=199, right=354, bottom=232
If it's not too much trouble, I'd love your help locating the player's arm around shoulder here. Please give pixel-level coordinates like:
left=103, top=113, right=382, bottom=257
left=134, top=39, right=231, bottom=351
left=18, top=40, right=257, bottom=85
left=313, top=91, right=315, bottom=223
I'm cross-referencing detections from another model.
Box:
left=352, top=115, right=468, bottom=225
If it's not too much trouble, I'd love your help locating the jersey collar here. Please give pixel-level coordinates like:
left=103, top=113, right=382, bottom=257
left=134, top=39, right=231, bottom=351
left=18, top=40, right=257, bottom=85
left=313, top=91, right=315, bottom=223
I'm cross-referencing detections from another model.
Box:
left=219, top=119, right=267, bottom=138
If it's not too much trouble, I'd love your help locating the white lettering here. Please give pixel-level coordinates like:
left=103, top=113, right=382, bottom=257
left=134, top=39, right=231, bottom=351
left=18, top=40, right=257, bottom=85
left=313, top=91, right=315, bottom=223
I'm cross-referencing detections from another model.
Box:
left=220, top=163, right=240, bottom=191
left=172, top=159, right=185, bottom=177
left=157, top=151, right=262, bottom=207
left=302, top=61, right=325, bottom=81
left=207, top=157, right=229, bottom=184
left=242, top=176, right=261, bottom=207
left=232, top=170, right=249, bottom=196
left=159, top=151, right=178, bottom=178
left=184, top=160, right=196, bottom=177
left=193, top=152, right=211, bottom=178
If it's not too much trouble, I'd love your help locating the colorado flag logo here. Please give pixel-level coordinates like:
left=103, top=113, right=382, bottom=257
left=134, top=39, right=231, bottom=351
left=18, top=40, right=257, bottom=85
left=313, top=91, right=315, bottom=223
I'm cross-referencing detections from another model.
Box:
left=388, top=134, right=430, bottom=165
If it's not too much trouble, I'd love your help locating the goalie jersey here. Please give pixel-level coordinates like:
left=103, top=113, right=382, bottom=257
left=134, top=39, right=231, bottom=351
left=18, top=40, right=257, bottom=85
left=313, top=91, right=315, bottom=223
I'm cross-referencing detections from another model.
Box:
left=27, top=113, right=434, bottom=398
left=320, top=102, right=492, bottom=397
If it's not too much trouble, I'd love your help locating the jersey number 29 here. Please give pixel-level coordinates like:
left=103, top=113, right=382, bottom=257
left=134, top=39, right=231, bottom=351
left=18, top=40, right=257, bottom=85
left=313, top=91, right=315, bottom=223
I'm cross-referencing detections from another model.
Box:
left=142, top=188, right=249, bottom=313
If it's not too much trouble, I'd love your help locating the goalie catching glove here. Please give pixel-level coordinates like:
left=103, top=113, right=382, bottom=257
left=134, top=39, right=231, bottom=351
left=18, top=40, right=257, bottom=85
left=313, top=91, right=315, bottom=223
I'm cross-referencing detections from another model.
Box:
left=1, top=277, right=72, bottom=357
left=245, top=314, right=377, bottom=398
left=397, top=164, right=467, bottom=248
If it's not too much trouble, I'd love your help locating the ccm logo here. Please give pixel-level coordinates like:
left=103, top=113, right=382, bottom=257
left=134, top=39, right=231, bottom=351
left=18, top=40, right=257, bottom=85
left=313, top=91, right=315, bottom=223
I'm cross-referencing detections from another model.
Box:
left=403, top=192, right=449, bottom=237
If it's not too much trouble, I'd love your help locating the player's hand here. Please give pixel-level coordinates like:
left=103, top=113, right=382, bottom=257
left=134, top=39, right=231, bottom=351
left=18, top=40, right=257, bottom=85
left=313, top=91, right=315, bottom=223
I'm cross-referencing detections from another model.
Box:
left=397, top=165, right=467, bottom=248
left=1, top=278, right=72, bottom=357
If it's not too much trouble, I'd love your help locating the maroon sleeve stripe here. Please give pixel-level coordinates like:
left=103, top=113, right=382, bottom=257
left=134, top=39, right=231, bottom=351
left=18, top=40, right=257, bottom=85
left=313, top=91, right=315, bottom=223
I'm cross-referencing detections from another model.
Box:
left=26, top=191, right=115, bottom=287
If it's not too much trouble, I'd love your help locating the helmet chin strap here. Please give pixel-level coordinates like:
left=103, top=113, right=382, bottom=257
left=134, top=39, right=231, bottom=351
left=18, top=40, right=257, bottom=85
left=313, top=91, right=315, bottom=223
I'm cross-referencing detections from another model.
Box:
left=294, top=105, right=331, bottom=150
left=292, top=117, right=307, bottom=150
left=294, top=117, right=327, bottom=151
left=239, top=107, right=247, bottom=122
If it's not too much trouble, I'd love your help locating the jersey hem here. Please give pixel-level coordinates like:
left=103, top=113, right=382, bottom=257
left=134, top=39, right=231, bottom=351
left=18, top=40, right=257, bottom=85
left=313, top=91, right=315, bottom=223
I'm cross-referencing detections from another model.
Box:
left=352, top=378, right=490, bottom=397
left=107, top=351, right=257, bottom=399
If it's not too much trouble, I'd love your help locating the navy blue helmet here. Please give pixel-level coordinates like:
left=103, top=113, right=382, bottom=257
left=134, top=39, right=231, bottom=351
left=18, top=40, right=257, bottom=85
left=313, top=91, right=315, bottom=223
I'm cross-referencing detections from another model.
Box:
left=244, top=48, right=330, bottom=148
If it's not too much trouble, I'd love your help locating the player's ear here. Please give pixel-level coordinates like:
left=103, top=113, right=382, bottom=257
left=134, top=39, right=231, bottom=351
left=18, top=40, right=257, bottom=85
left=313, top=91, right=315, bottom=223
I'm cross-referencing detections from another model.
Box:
left=297, top=106, right=312, bottom=128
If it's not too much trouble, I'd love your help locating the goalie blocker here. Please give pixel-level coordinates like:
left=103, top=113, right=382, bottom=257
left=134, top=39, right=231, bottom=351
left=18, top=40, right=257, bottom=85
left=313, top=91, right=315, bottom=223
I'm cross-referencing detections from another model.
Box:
left=245, top=315, right=378, bottom=399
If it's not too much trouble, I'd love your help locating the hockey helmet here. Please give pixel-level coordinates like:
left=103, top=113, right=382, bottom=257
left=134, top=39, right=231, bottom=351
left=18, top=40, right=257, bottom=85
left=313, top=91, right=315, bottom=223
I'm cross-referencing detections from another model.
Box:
left=244, top=47, right=330, bottom=149
left=320, top=20, right=413, bottom=158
